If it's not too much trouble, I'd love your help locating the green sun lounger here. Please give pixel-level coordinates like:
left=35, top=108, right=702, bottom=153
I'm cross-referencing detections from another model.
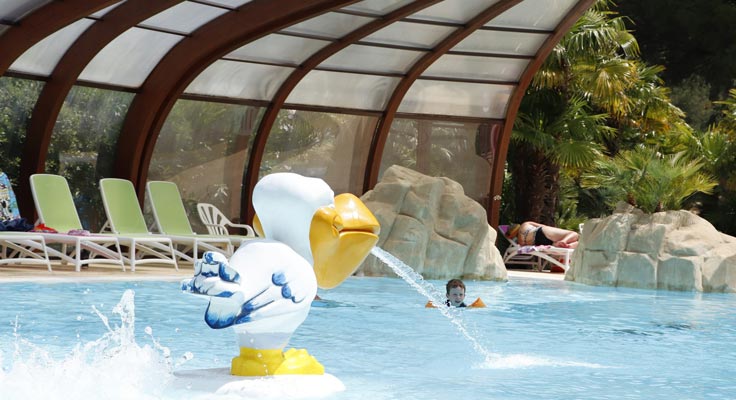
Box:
left=29, top=173, right=124, bottom=271
left=146, top=180, right=232, bottom=263
left=99, top=178, right=179, bottom=271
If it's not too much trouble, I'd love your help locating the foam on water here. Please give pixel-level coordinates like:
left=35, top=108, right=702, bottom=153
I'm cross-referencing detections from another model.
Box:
left=477, top=354, right=607, bottom=370
left=0, top=289, right=186, bottom=400
left=0, top=289, right=344, bottom=399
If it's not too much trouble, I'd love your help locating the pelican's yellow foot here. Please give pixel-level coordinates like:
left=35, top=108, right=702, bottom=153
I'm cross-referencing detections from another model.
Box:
left=274, top=348, right=324, bottom=375
left=231, top=348, right=284, bottom=376
left=230, top=347, right=324, bottom=376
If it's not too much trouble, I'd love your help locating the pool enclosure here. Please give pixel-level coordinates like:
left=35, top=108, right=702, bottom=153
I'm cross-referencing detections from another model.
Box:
left=0, top=0, right=594, bottom=230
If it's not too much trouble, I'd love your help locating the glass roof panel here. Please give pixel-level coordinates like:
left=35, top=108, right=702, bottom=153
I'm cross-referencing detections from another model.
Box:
left=362, top=21, right=454, bottom=49
left=422, top=54, right=528, bottom=81
left=204, top=0, right=252, bottom=7
left=399, top=80, right=515, bottom=118
left=487, top=0, right=578, bottom=30
left=226, top=34, right=329, bottom=65
left=410, top=0, right=500, bottom=24
left=321, top=44, right=424, bottom=74
left=342, top=0, right=414, bottom=16
left=287, top=71, right=399, bottom=110
left=79, top=27, right=183, bottom=88
left=281, top=12, right=374, bottom=39
left=0, top=0, right=50, bottom=23
left=185, top=60, right=293, bottom=100
left=139, top=1, right=228, bottom=35
left=90, top=1, right=125, bottom=18
left=454, top=30, right=548, bottom=56
left=8, top=19, right=94, bottom=76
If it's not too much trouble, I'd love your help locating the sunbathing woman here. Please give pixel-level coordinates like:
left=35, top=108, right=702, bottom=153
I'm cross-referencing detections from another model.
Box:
left=507, top=221, right=579, bottom=249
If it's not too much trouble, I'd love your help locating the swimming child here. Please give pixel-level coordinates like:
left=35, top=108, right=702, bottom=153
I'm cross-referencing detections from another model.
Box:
left=425, top=279, right=486, bottom=308
left=445, top=278, right=467, bottom=307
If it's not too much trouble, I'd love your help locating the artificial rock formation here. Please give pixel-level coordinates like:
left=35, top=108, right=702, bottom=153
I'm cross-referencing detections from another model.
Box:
left=567, top=202, right=736, bottom=292
left=356, top=165, right=507, bottom=281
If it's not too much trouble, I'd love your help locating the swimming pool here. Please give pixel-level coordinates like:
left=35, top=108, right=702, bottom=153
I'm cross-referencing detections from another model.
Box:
left=1, top=275, right=734, bottom=399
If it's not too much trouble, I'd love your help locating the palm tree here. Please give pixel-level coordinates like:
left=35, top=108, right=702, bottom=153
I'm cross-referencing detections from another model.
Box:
left=581, top=146, right=716, bottom=213
left=507, top=0, right=688, bottom=225
left=685, top=88, right=736, bottom=233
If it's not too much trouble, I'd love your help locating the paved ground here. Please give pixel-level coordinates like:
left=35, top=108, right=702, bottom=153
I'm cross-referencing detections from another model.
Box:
left=0, top=262, right=564, bottom=283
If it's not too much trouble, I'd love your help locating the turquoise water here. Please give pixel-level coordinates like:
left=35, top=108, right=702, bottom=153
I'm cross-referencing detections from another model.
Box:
left=0, top=276, right=735, bottom=399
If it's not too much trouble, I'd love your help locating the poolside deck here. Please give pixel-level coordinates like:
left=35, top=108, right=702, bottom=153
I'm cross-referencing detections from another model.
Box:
left=0, top=262, right=193, bottom=283
left=0, top=262, right=564, bottom=283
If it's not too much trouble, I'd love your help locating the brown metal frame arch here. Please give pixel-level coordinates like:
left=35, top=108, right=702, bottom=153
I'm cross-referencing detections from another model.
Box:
left=362, top=0, right=522, bottom=191
left=242, top=0, right=442, bottom=222
left=488, top=0, right=596, bottom=227
left=15, top=0, right=184, bottom=218
left=0, top=0, right=118, bottom=75
left=114, top=0, right=357, bottom=200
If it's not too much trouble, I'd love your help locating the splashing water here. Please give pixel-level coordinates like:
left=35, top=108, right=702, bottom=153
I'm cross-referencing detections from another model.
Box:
left=0, top=289, right=192, bottom=400
left=369, top=247, right=605, bottom=370
left=370, top=247, right=493, bottom=358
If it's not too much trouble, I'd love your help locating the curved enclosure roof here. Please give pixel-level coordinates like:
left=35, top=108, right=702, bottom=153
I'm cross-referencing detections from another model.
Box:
left=0, top=0, right=593, bottom=226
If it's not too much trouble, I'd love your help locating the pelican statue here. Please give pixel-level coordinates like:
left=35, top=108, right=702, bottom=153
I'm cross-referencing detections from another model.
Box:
left=182, top=173, right=380, bottom=376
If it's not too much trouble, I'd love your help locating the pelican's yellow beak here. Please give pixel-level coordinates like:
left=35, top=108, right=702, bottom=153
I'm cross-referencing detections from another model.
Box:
left=253, top=214, right=263, bottom=237
left=310, top=193, right=380, bottom=289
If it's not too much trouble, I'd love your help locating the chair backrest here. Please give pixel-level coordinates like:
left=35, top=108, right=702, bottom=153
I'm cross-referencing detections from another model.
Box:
left=196, top=203, right=230, bottom=235
left=99, top=178, right=150, bottom=235
left=146, top=180, right=195, bottom=235
left=29, top=173, right=83, bottom=232
left=497, top=225, right=518, bottom=247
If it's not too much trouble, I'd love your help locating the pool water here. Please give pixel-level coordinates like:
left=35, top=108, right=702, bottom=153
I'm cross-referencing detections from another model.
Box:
left=0, top=276, right=735, bottom=399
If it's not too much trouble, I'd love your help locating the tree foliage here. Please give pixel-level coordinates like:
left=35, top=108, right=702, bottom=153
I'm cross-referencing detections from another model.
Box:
left=581, top=147, right=716, bottom=213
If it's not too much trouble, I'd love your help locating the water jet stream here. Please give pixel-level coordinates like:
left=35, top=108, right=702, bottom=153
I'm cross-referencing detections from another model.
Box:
left=370, top=247, right=493, bottom=359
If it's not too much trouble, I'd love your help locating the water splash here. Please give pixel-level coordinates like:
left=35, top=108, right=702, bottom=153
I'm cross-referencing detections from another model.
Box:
left=370, top=247, right=493, bottom=358
left=0, top=289, right=190, bottom=400
left=477, top=354, right=607, bottom=369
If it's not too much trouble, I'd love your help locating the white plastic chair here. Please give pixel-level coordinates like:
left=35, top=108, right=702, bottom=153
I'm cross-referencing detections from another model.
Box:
left=196, top=203, right=256, bottom=248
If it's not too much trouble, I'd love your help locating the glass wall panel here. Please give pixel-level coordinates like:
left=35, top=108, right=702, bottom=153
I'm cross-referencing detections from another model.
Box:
left=260, top=110, right=377, bottom=195
left=399, top=80, right=514, bottom=118
left=411, top=0, right=499, bottom=24
left=362, top=21, right=454, bottom=49
left=46, top=87, right=134, bottom=231
left=90, top=2, right=124, bottom=18
left=379, top=119, right=494, bottom=203
left=422, top=54, right=528, bottom=82
left=9, top=19, right=95, bottom=76
left=226, top=34, right=329, bottom=65
left=321, top=44, right=424, bottom=74
left=150, top=100, right=263, bottom=231
left=342, top=0, right=414, bottom=15
left=139, top=2, right=228, bottom=35
left=185, top=60, right=293, bottom=100
left=453, top=30, right=548, bottom=56
left=0, top=77, right=44, bottom=186
left=281, top=12, right=374, bottom=39
left=79, top=27, right=183, bottom=88
left=206, top=0, right=251, bottom=7
left=487, top=0, right=578, bottom=30
left=288, top=71, right=399, bottom=110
